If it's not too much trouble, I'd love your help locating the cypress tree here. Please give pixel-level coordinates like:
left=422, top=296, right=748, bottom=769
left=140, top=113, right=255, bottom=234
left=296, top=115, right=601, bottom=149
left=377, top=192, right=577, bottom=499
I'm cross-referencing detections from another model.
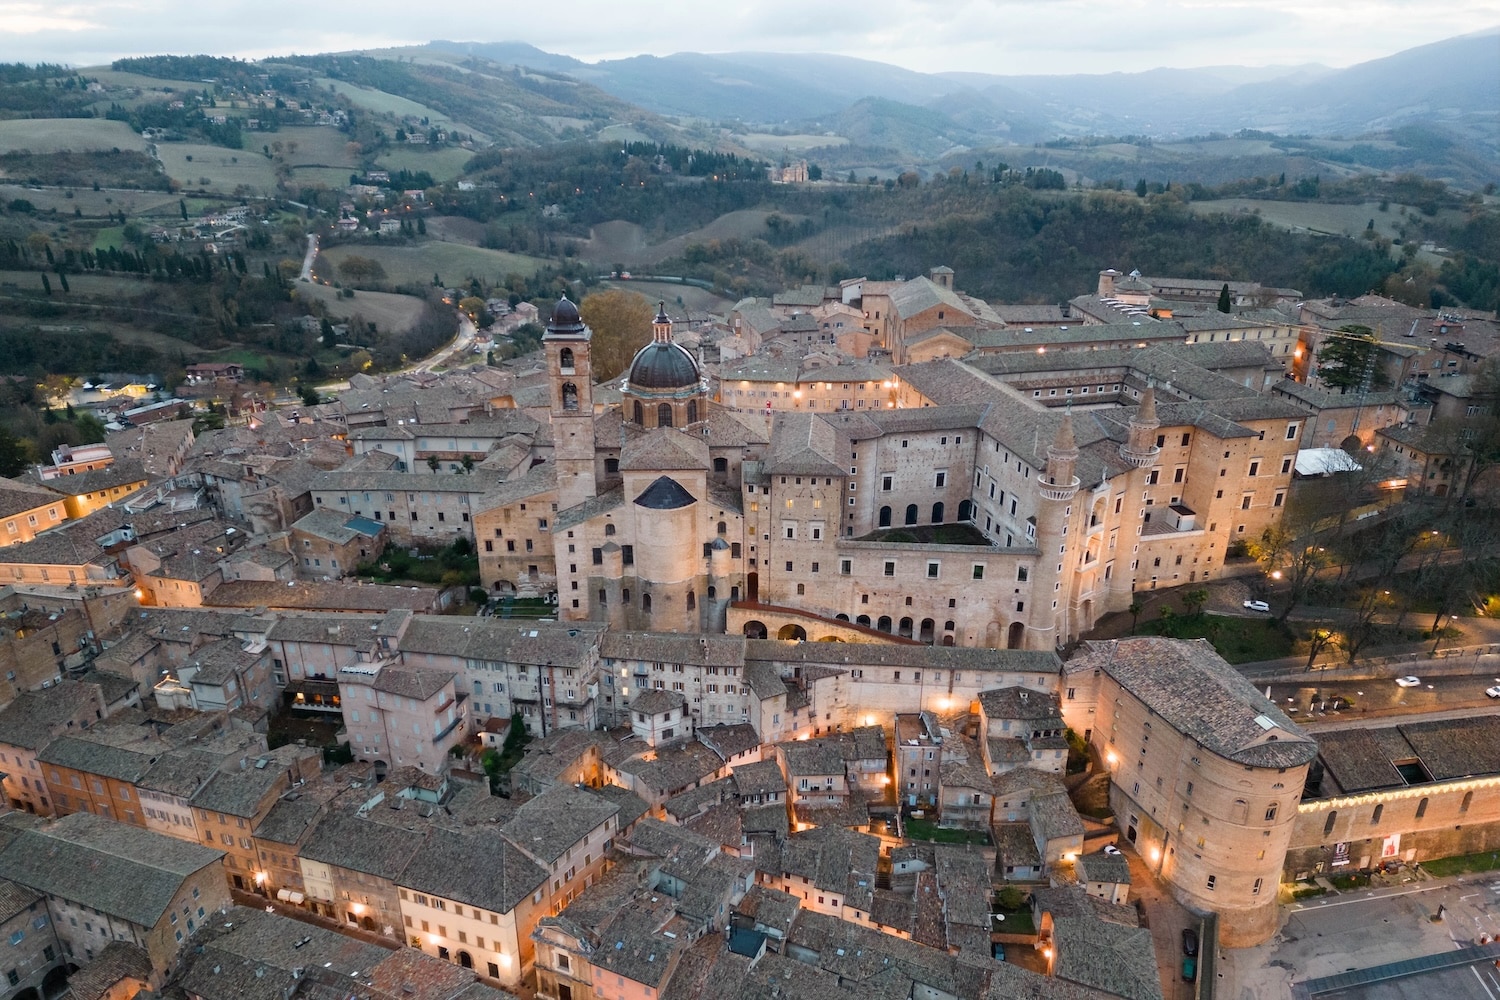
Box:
left=1217, top=283, right=1232, bottom=313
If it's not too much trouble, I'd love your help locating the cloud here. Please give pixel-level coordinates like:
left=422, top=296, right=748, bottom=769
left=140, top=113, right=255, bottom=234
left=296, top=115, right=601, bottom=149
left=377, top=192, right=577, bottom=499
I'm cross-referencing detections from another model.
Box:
left=0, top=0, right=1493, bottom=75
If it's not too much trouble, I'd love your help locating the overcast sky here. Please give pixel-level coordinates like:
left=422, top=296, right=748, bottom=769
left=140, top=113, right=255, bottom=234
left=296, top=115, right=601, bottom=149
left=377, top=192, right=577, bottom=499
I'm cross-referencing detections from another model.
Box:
left=2, top=0, right=1497, bottom=75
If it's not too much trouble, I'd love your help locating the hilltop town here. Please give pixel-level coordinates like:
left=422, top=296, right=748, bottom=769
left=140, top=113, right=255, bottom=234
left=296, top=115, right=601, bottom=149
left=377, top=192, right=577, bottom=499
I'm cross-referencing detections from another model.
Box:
left=1, top=262, right=1500, bottom=1000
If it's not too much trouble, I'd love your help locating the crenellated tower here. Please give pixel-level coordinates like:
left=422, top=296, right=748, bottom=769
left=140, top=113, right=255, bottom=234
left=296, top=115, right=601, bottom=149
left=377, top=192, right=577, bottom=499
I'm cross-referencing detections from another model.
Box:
left=1026, top=410, right=1082, bottom=650
left=1110, top=385, right=1160, bottom=607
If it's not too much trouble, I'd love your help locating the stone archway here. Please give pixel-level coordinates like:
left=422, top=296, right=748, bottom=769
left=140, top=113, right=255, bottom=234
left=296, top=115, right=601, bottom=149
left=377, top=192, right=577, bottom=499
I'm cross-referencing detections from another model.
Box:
left=458, top=951, right=474, bottom=970
left=1007, top=622, right=1025, bottom=649
left=743, top=620, right=768, bottom=639
left=777, top=624, right=807, bottom=641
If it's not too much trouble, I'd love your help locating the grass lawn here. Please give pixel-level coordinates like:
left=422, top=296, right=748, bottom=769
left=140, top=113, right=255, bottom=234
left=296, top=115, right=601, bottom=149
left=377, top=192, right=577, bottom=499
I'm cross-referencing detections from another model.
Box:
left=1138, top=612, right=1295, bottom=664
left=155, top=143, right=280, bottom=195
left=1330, top=872, right=1371, bottom=891
left=293, top=282, right=429, bottom=334
left=320, top=242, right=546, bottom=288
left=376, top=146, right=475, bottom=183
left=992, top=909, right=1036, bottom=935
left=904, top=817, right=990, bottom=846
left=1421, top=851, right=1500, bottom=878
left=0, top=183, right=180, bottom=218
left=858, top=523, right=990, bottom=546
left=0, top=118, right=148, bottom=154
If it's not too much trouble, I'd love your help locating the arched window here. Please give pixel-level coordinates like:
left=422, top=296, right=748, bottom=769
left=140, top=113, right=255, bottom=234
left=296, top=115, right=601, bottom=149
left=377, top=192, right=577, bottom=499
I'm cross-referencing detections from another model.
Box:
left=642, top=593, right=652, bottom=613
left=561, top=382, right=579, bottom=411
left=707, top=586, right=716, bottom=600
left=713, top=457, right=728, bottom=474
left=1323, top=811, right=1337, bottom=836
left=1416, top=797, right=1428, bottom=819
left=797, top=583, right=805, bottom=595
left=1371, top=804, right=1383, bottom=824
left=957, top=499, right=972, bottom=521
left=687, top=399, right=699, bottom=424
left=730, top=586, right=740, bottom=601
left=633, top=400, right=643, bottom=425
left=856, top=615, right=871, bottom=627
left=686, top=591, right=696, bottom=610
left=931, top=502, right=944, bottom=523
left=605, top=523, right=616, bottom=536
left=657, top=403, right=673, bottom=428
left=717, top=521, right=727, bottom=535
left=1463, top=791, right=1474, bottom=813
left=944, top=620, right=955, bottom=631
left=604, top=458, right=620, bottom=475
left=877, top=615, right=893, bottom=632
left=905, top=504, right=918, bottom=525
left=559, top=347, right=574, bottom=372
left=879, top=506, right=892, bottom=527
left=898, top=617, right=913, bottom=637
left=1231, top=799, right=1248, bottom=823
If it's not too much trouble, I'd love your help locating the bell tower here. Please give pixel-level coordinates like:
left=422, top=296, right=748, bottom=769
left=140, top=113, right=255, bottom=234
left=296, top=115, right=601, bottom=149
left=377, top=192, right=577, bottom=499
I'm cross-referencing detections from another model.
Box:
left=543, top=296, right=597, bottom=510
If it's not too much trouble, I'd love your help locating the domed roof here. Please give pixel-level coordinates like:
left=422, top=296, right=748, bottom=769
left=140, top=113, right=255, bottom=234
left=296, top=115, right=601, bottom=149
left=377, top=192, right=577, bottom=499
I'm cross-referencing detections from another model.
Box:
left=627, top=340, right=700, bottom=391
left=548, top=296, right=584, bottom=334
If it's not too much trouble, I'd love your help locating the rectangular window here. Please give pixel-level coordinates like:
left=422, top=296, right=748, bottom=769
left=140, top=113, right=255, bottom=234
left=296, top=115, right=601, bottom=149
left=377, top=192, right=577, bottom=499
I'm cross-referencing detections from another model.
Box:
left=926, top=561, right=939, bottom=578
left=934, top=472, right=946, bottom=488
left=883, top=561, right=895, bottom=577
left=622, top=545, right=634, bottom=566
left=840, top=559, right=851, bottom=575
left=1206, top=874, right=1216, bottom=891
left=1248, top=461, right=1259, bottom=477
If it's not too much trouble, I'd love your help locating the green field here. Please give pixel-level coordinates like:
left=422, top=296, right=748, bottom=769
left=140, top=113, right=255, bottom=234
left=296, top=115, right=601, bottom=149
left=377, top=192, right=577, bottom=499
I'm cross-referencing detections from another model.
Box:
left=313, top=78, right=483, bottom=139
left=735, top=132, right=849, bottom=153
left=294, top=282, right=428, bottom=333
left=596, top=124, right=653, bottom=144
left=291, top=166, right=358, bottom=189
left=155, top=143, right=281, bottom=195
left=83, top=68, right=211, bottom=92
left=0, top=269, right=155, bottom=298
left=0, top=184, right=180, bottom=217
left=0, top=118, right=148, bottom=154
left=257, top=126, right=360, bottom=170
left=319, top=242, right=545, bottom=288
left=376, top=146, right=475, bottom=183
left=1189, top=198, right=1427, bottom=240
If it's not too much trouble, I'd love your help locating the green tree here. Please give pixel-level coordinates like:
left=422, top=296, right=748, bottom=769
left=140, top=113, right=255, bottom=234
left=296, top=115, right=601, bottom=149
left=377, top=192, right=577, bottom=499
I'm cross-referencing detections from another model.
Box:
left=320, top=317, right=336, bottom=348
left=1182, top=588, right=1209, bottom=618
left=1216, top=282, right=1232, bottom=313
left=426, top=455, right=440, bottom=472
left=1128, top=600, right=1143, bottom=635
left=1135, top=178, right=1148, bottom=197
left=40, top=273, right=51, bottom=296
left=0, top=425, right=31, bottom=477
left=299, top=385, right=320, bottom=406
left=1315, top=326, right=1390, bottom=391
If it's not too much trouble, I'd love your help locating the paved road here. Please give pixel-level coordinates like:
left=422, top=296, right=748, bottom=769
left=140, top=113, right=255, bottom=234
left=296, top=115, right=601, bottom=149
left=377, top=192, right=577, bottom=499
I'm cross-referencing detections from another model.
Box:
left=299, top=234, right=319, bottom=282
left=1264, top=673, right=1500, bottom=722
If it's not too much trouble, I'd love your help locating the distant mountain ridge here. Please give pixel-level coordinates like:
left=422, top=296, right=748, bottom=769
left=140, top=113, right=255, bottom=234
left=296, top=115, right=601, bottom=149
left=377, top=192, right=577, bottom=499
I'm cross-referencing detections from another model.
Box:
left=428, top=30, right=1499, bottom=148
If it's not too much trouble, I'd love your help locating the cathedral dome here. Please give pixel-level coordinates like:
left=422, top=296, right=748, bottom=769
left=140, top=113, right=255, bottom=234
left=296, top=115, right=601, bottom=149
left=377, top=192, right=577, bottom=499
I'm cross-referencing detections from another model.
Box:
left=627, top=340, right=700, bottom=392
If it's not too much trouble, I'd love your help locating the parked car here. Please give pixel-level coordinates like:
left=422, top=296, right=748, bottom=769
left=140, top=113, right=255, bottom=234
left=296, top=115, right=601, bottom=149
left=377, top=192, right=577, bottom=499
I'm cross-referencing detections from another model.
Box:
left=1395, top=676, right=1422, bottom=688
left=1182, top=956, right=1198, bottom=982
left=1486, top=686, right=1500, bottom=699
left=1103, top=844, right=1122, bottom=856
left=1243, top=600, right=1271, bottom=613
left=1182, top=928, right=1199, bottom=957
